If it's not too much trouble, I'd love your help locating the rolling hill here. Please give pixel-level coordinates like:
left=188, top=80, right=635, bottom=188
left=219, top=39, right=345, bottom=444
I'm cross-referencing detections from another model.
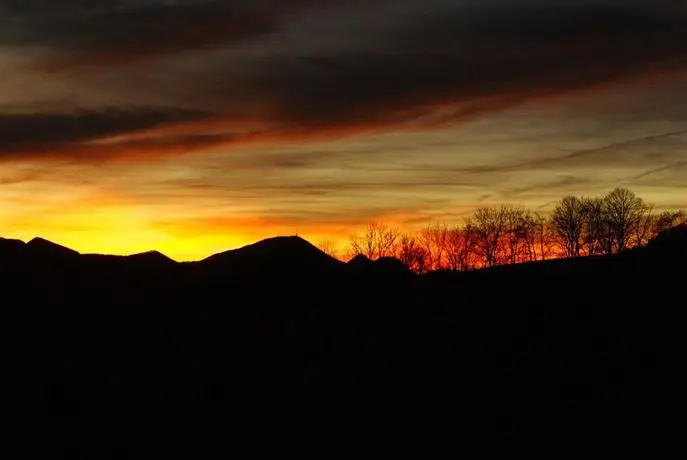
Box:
left=0, top=229, right=681, bottom=391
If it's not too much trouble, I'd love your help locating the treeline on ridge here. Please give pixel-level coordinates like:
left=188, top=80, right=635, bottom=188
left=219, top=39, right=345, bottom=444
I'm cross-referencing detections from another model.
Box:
left=318, top=187, right=687, bottom=273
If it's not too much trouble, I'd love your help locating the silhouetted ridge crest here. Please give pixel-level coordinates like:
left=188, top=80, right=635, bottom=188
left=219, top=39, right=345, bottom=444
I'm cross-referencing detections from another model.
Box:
left=0, top=237, right=25, bottom=250
left=26, top=237, right=79, bottom=257
left=0, top=237, right=25, bottom=261
left=201, top=235, right=343, bottom=274
left=347, top=254, right=413, bottom=276
left=647, top=223, right=687, bottom=256
left=347, top=254, right=373, bottom=268
left=374, top=256, right=413, bottom=275
left=126, top=250, right=175, bottom=264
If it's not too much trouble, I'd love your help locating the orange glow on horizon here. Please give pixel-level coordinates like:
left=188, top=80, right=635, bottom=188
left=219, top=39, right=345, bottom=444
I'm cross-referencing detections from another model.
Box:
left=0, top=199, right=358, bottom=261
left=1, top=190, right=440, bottom=261
left=0, top=222, right=354, bottom=262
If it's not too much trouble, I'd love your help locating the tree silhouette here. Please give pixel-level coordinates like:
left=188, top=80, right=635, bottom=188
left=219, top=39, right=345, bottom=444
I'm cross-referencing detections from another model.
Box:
left=653, top=209, right=686, bottom=234
left=581, top=197, right=612, bottom=255
left=502, top=205, right=536, bottom=264
left=469, top=205, right=510, bottom=267
left=349, top=222, right=400, bottom=260
left=602, top=188, right=649, bottom=252
left=516, top=210, right=552, bottom=262
left=634, top=206, right=656, bottom=249
left=551, top=196, right=586, bottom=257
left=445, top=226, right=479, bottom=271
left=419, top=223, right=450, bottom=270
left=346, top=188, right=684, bottom=271
left=316, top=240, right=340, bottom=260
left=397, top=234, right=428, bottom=274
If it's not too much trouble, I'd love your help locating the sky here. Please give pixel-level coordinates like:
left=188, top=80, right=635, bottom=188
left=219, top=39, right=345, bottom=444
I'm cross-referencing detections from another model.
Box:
left=1, top=0, right=687, bottom=260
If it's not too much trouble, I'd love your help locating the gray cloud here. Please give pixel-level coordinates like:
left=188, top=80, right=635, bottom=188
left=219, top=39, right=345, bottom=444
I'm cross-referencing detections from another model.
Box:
left=1, top=0, right=686, bottom=162
left=202, top=0, right=687, bottom=128
left=0, top=108, right=211, bottom=159
left=0, top=1, right=330, bottom=68
left=472, top=131, right=687, bottom=175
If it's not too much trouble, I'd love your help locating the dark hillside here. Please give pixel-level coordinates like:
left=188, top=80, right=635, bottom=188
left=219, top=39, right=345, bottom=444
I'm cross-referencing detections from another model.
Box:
left=0, top=231, right=680, bottom=396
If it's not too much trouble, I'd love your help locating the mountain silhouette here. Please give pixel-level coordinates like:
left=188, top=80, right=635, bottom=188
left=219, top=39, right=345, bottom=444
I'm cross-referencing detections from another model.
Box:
left=126, top=250, right=175, bottom=264
left=1, top=237, right=80, bottom=268
left=347, top=254, right=374, bottom=269
left=84, top=250, right=175, bottom=263
left=26, top=237, right=79, bottom=258
left=81, top=250, right=177, bottom=274
left=0, top=237, right=25, bottom=255
left=646, top=223, right=687, bottom=257
left=199, top=235, right=344, bottom=275
left=0, top=230, right=679, bottom=391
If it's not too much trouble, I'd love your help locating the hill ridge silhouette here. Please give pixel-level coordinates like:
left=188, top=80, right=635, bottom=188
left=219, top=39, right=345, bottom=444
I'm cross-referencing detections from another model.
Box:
left=2, top=227, right=685, bottom=274
left=198, top=235, right=345, bottom=277
left=1, top=234, right=334, bottom=266
left=26, top=236, right=79, bottom=256
left=1, top=227, right=682, bottom=390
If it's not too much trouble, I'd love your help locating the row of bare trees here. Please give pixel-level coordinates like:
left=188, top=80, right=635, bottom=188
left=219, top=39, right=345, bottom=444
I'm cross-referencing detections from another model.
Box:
left=320, top=188, right=686, bottom=273
left=345, top=206, right=555, bottom=272
left=550, top=188, right=685, bottom=257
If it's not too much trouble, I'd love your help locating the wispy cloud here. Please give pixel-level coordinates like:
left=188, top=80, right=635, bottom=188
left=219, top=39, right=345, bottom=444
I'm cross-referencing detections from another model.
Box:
left=1, top=0, right=686, bottom=162
left=1, top=1, right=327, bottom=69
left=0, top=108, right=211, bottom=160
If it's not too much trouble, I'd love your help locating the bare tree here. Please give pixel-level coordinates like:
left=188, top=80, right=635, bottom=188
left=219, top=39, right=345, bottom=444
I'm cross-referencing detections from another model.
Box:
left=514, top=209, right=543, bottom=262
left=551, top=195, right=586, bottom=258
left=316, top=240, right=340, bottom=260
left=469, top=205, right=510, bottom=267
left=501, top=206, right=520, bottom=264
left=397, top=234, right=428, bottom=274
left=581, top=197, right=612, bottom=255
left=502, top=205, right=542, bottom=264
left=634, top=206, right=656, bottom=248
left=654, top=209, right=687, bottom=234
left=602, top=188, right=649, bottom=252
left=419, top=223, right=451, bottom=270
left=349, top=222, right=400, bottom=260
left=533, top=213, right=556, bottom=261
left=445, top=225, right=479, bottom=271
left=347, top=188, right=672, bottom=269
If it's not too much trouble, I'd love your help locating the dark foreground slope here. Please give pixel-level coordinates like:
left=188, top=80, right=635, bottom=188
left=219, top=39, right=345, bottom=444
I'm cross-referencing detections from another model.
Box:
left=0, top=234, right=683, bottom=396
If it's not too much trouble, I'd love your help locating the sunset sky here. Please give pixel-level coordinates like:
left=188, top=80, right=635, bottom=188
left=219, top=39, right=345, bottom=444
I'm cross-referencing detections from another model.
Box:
left=1, top=0, right=687, bottom=260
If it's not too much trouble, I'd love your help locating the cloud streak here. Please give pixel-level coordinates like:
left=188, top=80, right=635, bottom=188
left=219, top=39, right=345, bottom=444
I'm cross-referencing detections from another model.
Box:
left=0, top=108, right=212, bottom=160
left=1, top=1, right=330, bottom=69
left=0, top=0, right=685, bottom=162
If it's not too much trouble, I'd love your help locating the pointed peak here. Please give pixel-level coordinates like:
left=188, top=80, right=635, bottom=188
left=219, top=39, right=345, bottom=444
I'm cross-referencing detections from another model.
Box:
left=207, top=235, right=321, bottom=259
left=28, top=237, right=55, bottom=245
left=201, top=234, right=343, bottom=272
left=26, top=237, right=79, bottom=256
left=247, top=235, right=312, bottom=248
left=127, top=250, right=175, bottom=263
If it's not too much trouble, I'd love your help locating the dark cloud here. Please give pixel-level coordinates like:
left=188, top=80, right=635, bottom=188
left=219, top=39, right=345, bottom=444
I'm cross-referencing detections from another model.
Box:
left=221, top=1, right=687, bottom=128
left=0, top=108, right=211, bottom=159
left=0, top=1, right=327, bottom=69
left=1, top=0, right=686, bottom=163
